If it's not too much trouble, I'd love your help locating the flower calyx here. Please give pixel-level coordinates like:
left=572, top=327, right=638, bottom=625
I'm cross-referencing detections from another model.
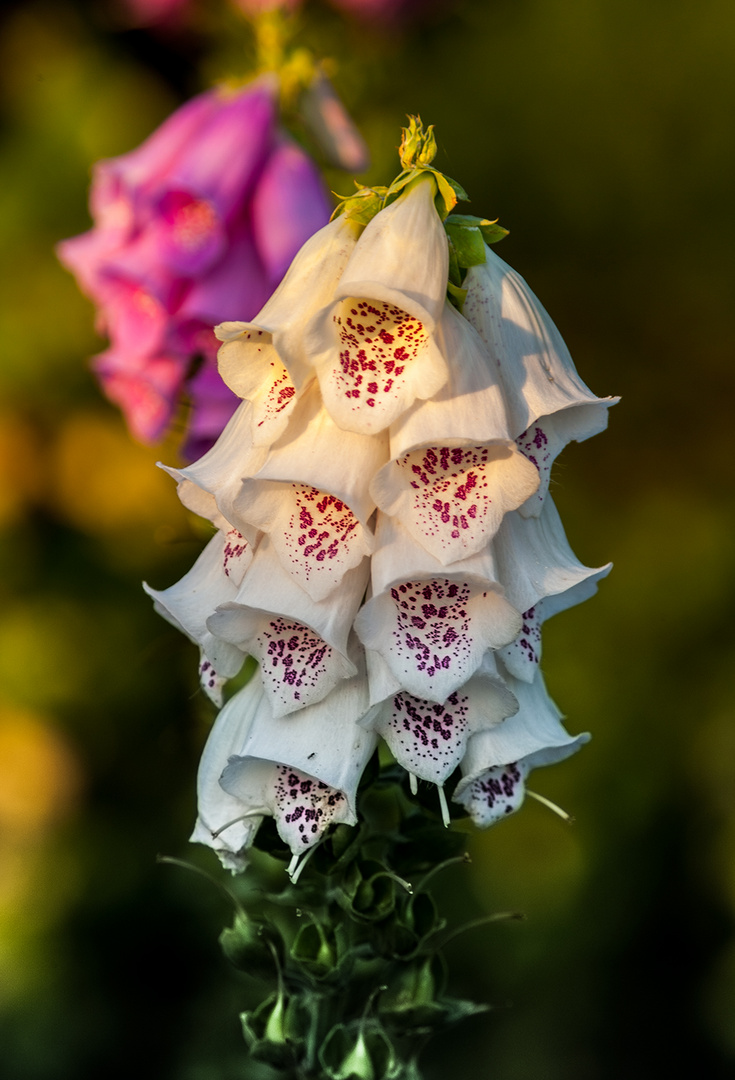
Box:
left=333, top=117, right=507, bottom=313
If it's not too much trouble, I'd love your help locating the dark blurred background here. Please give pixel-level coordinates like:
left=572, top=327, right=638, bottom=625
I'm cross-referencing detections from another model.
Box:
left=1, top=0, right=734, bottom=1077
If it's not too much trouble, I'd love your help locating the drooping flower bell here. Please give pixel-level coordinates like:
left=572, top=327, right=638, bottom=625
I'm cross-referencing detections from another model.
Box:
left=58, top=78, right=332, bottom=459
left=149, top=117, right=615, bottom=873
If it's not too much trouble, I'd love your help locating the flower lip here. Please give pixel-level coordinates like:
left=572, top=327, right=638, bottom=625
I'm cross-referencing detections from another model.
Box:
left=215, top=665, right=377, bottom=857
left=463, top=245, right=618, bottom=441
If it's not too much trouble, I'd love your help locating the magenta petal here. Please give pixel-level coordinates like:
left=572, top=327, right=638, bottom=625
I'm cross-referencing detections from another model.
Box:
left=100, top=275, right=172, bottom=355
left=182, top=357, right=240, bottom=461
left=251, top=136, right=332, bottom=283
left=178, top=217, right=271, bottom=325
left=163, top=82, right=277, bottom=220
left=93, top=349, right=185, bottom=442
left=152, top=190, right=227, bottom=276
left=99, top=90, right=224, bottom=213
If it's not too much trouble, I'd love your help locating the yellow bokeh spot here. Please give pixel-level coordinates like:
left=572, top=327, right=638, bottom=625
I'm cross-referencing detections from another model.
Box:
left=50, top=409, right=190, bottom=568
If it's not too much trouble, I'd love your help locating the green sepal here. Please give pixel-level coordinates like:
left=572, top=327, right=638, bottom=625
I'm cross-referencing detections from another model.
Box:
left=320, top=1021, right=401, bottom=1080
left=379, top=955, right=443, bottom=1030
left=332, top=183, right=388, bottom=225
left=337, top=859, right=399, bottom=922
left=290, top=920, right=336, bottom=980
left=444, top=220, right=487, bottom=269
left=219, top=913, right=280, bottom=981
left=446, top=235, right=463, bottom=289
left=446, top=281, right=468, bottom=314
left=447, top=212, right=509, bottom=245
left=241, top=990, right=306, bottom=1068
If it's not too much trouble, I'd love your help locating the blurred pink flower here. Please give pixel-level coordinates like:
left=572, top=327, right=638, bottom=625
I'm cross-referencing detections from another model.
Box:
left=116, top=0, right=192, bottom=28
left=327, top=0, right=445, bottom=23
left=231, top=0, right=303, bottom=13
left=58, top=78, right=332, bottom=458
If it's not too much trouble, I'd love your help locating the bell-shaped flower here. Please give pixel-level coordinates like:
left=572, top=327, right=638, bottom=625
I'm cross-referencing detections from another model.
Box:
left=230, top=383, right=387, bottom=601
left=207, top=538, right=366, bottom=717
left=190, top=675, right=265, bottom=873
left=144, top=529, right=252, bottom=703
left=354, top=514, right=522, bottom=703
left=362, top=650, right=517, bottom=822
left=453, top=664, right=590, bottom=826
left=370, top=300, right=539, bottom=564
left=158, top=399, right=268, bottom=536
left=215, top=214, right=362, bottom=444
left=463, top=246, right=618, bottom=514
left=217, top=667, right=377, bottom=872
left=57, top=79, right=333, bottom=457
left=304, top=175, right=450, bottom=434
left=493, top=498, right=612, bottom=682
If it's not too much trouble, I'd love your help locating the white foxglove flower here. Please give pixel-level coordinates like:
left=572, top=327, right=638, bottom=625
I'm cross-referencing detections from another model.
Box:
left=464, top=247, right=618, bottom=515
left=216, top=667, right=376, bottom=873
left=355, top=514, right=522, bottom=703
left=190, top=677, right=265, bottom=873
left=453, top=663, right=589, bottom=826
left=207, top=537, right=365, bottom=716
left=362, top=650, right=517, bottom=823
left=231, top=382, right=387, bottom=601
left=144, top=529, right=251, bottom=704
left=215, top=215, right=361, bottom=443
left=371, top=300, right=539, bottom=564
left=304, top=176, right=450, bottom=434
left=494, top=498, right=611, bottom=682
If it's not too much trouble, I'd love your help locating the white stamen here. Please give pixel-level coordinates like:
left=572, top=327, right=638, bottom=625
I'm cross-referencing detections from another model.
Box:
left=526, top=788, right=574, bottom=823
left=210, top=810, right=260, bottom=840
left=409, top=771, right=418, bottom=795
left=287, top=841, right=320, bottom=885
left=437, top=784, right=451, bottom=828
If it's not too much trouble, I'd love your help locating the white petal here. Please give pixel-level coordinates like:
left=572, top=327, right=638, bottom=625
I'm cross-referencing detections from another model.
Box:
left=219, top=667, right=376, bottom=855
left=307, top=296, right=448, bottom=435
left=354, top=515, right=521, bottom=702
left=255, top=382, right=388, bottom=525
left=335, top=176, right=449, bottom=329
left=495, top=501, right=612, bottom=682
left=363, top=657, right=517, bottom=786
left=143, top=530, right=247, bottom=682
left=217, top=331, right=300, bottom=446
left=230, top=384, right=385, bottom=600
left=454, top=760, right=530, bottom=827
left=453, top=665, right=590, bottom=827
left=216, top=215, right=361, bottom=400
left=207, top=538, right=363, bottom=716
left=515, top=413, right=608, bottom=517
left=386, top=301, right=513, bottom=451
left=496, top=605, right=542, bottom=683
left=159, top=401, right=267, bottom=532
left=463, top=247, right=618, bottom=442
left=190, top=678, right=265, bottom=872
left=304, top=179, right=451, bottom=435
left=372, top=445, right=538, bottom=566
left=456, top=663, right=589, bottom=787
left=494, top=497, right=613, bottom=617
left=369, top=304, right=539, bottom=563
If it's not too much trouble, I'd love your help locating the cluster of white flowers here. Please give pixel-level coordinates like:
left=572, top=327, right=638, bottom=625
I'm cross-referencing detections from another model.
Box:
left=147, top=172, right=616, bottom=876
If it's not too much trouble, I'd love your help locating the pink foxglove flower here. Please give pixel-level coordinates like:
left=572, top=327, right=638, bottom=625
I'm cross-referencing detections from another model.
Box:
left=150, top=125, right=615, bottom=872
left=58, top=80, right=332, bottom=458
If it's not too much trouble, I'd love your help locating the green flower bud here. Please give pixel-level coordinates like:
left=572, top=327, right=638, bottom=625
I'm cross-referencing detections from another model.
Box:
left=399, top=117, right=438, bottom=170
left=291, top=919, right=336, bottom=979
left=219, top=913, right=280, bottom=981
left=320, top=1021, right=399, bottom=1080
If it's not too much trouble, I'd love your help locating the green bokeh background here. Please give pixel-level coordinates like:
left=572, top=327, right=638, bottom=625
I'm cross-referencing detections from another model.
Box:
left=1, top=1, right=733, bottom=1077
